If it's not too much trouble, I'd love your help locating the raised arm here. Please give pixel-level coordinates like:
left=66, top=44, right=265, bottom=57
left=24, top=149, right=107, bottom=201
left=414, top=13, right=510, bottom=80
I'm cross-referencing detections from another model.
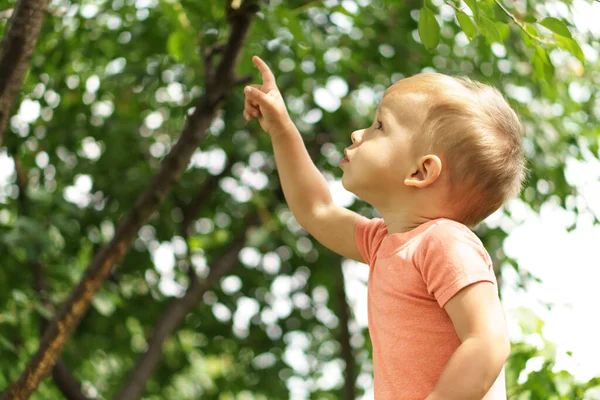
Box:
left=243, top=56, right=365, bottom=263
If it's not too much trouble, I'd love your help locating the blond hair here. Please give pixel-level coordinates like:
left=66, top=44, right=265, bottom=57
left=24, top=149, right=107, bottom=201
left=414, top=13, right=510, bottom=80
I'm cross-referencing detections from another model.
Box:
left=406, top=73, right=527, bottom=227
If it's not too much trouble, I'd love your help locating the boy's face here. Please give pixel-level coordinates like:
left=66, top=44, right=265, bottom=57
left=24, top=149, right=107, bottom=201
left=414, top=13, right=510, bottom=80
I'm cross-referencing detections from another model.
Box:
left=341, top=83, right=428, bottom=203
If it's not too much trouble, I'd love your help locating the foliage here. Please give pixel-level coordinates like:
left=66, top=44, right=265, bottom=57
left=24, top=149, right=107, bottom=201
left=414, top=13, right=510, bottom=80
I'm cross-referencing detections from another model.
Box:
left=0, top=0, right=599, bottom=398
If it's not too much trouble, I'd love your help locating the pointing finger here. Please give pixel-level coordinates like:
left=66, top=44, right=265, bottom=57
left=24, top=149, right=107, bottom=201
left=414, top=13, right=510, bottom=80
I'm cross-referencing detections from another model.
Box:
left=246, top=84, right=262, bottom=107
left=244, top=86, right=271, bottom=107
left=252, top=56, right=277, bottom=92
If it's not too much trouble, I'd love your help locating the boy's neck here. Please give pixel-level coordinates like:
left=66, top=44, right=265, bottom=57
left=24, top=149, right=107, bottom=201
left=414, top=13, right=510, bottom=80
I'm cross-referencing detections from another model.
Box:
left=380, top=214, right=439, bottom=235
left=374, top=197, right=452, bottom=235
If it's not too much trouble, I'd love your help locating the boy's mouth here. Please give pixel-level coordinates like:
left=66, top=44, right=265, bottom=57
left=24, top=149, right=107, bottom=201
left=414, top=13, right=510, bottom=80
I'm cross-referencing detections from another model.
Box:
left=342, top=149, right=350, bottom=162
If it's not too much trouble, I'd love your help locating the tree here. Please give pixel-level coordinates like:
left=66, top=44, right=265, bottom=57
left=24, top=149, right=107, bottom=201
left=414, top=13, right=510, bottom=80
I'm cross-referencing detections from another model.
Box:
left=0, top=0, right=598, bottom=398
left=0, top=0, right=50, bottom=147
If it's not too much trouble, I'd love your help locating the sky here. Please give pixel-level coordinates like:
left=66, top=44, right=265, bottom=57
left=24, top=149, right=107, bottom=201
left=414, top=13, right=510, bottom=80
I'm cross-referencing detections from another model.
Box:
left=1, top=0, right=599, bottom=398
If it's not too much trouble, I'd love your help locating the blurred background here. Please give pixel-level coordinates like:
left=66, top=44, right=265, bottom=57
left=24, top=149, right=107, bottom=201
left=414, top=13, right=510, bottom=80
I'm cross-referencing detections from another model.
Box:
left=0, top=0, right=599, bottom=398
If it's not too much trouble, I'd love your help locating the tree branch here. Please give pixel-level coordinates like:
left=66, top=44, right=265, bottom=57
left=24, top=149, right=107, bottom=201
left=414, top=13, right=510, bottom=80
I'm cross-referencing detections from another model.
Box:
left=201, top=43, right=226, bottom=83
left=493, top=0, right=552, bottom=45
left=209, top=0, right=260, bottom=103
left=34, top=261, right=90, bottom=400
left=1, top=1, right=260, bottom=398
left=12, top=150, right=90, bottom=400
left=50, top=361, right=89, bottom=400
left=115, top=145, right=253, bottom=399
left=13, top=150, right=29, bottom=216
left=114, top=211, right=261, bottom=400
left=181, top=155, right=236, bottom=235
left=232, top=74, right=253, bottom=88
left=0, top=0, right=50, bottom=147
left=336, top=263, right=356, bottom=400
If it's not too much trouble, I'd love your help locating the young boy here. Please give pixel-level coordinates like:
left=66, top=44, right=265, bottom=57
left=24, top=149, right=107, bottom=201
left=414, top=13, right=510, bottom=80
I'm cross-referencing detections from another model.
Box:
left=243, top=55, right=525, bottom=400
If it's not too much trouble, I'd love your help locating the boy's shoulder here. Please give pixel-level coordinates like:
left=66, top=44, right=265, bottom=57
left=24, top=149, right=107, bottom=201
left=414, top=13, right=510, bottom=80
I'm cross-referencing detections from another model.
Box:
left=426, top=218, right=474, bottom=236
left=358, top=217, right=489, bottom=260
left=417, top=218, right=492, bottom=265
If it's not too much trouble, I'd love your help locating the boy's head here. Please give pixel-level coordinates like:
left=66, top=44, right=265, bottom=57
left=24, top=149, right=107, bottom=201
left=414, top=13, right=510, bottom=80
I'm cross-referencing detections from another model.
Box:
left=341, top=72, right=526, bottom=227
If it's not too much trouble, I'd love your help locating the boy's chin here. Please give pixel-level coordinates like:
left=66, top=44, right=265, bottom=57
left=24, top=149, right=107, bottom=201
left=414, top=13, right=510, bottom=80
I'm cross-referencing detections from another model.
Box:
left=340, top=175, right=351, bottom=190
left=340, top=177, right=358, bottom=197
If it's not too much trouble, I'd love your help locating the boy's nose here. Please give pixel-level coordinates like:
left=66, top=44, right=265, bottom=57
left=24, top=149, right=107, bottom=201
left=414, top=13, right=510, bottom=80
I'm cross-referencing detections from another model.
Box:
left=351, top=129, right=363, bottom=144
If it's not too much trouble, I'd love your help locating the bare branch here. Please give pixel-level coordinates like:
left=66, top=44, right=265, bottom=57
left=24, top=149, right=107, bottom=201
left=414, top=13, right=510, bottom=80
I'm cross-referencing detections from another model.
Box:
left=212, top=0, right=260, bottom=100
left=1, top=1, right=260, bottom=398
left=232, top=74, right=253, bottom=88
left=50, top=362, right=89, bottom=400
left=290, top=0, right=324, bottom=16
left=202, top=43, right=226, bottom=82
left=114, top=211, right=260, bottom=400
left=12, top=151, right=90, bottom=400
left=13, top=150, right=29, bottom=216
left=0, top=0, right=51, bottom=147
left=494, top=0, right=552, bottom=45
left=181, top=155, right=236, bottom=235
left=34, top=261, right=90, bottom=400
left=116, top=143, right=251, bottom=399
left=336, top=263, right=356, bottom=400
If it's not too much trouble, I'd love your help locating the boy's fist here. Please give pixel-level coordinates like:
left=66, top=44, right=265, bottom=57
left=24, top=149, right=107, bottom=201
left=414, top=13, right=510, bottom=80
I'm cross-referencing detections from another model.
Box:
left=243, top=56, right=293, bottom=137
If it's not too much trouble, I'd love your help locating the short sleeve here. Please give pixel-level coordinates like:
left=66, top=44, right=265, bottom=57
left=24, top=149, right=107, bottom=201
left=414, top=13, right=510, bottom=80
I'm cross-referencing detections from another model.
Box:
left=416, top=221, right=497, bottom=308
left=355, top=217, right=388, bottom=265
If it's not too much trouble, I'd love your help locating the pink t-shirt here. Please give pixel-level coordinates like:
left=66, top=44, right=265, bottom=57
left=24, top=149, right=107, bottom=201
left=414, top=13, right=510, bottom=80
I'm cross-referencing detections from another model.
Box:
left=355, top=217, right=506, bottom=400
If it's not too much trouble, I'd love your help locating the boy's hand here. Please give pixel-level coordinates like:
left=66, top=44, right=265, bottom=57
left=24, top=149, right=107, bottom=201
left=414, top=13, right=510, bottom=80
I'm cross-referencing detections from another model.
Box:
left=243, top=56, right=294, bottom=137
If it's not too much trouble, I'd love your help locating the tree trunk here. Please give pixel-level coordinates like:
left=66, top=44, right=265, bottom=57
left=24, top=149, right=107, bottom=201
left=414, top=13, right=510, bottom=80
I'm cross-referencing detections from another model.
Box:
left=1, top=1, right=259, bottom=397
left=0, top=0, right=50, bottom=147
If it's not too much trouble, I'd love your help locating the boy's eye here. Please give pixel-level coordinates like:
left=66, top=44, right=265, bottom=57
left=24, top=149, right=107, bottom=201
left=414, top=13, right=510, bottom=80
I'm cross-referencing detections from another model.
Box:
left=376, top=120, right=383, bottom=130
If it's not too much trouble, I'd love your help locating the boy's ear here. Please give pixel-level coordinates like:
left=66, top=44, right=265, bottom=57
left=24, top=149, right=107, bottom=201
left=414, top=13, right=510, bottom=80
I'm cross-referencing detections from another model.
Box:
left=404, top=155, right=442, bottom=188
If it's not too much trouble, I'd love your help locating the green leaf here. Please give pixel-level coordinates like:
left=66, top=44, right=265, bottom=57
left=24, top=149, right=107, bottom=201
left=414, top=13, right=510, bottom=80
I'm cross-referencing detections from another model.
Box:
left=478, top=1, right=496, bottom=18
left=495, top=22, right=510, bottom=42
left=12, top=289, right=28, bottom=304
left=532, top=46, right=555, bottom=83
left=521, top=23, right=539, bottom=47
left=516, top=307, right=540, bottom=334
left=539, top=17, right=572, bottom=38
left=187, top=235, right=205, bottom=250
left=92, top=291, right=116, bottom=316
left=2, top=310, right=17, bottom=325
left=456, top=11, right=478, bottom=41
left=478, top=15, right=502, bottom=43
left=556, top=36, right=585, bottom=64
left=214, top=229, right=229, bottom=244
left=167, top=31, right=197, bottom=64
left=541, top=340, right=556, bottom=360
left=464, top=0, right=479, bottom=20
left=35, top=302, right=54, bottom=319
left=532, top=47, right=546, bottom=81
left=247, top=226, right=271, bottom=247
left=418, top=7, right=440, bottom=51
left=523, top=15, right=537, bottom=23
left=0, top=335, right=16, bottom=352
left=277, top=7, right=309, bottom=45
left=287, top=15, right=309, bottom=45
left=167, top=31, right=186, bottom=63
